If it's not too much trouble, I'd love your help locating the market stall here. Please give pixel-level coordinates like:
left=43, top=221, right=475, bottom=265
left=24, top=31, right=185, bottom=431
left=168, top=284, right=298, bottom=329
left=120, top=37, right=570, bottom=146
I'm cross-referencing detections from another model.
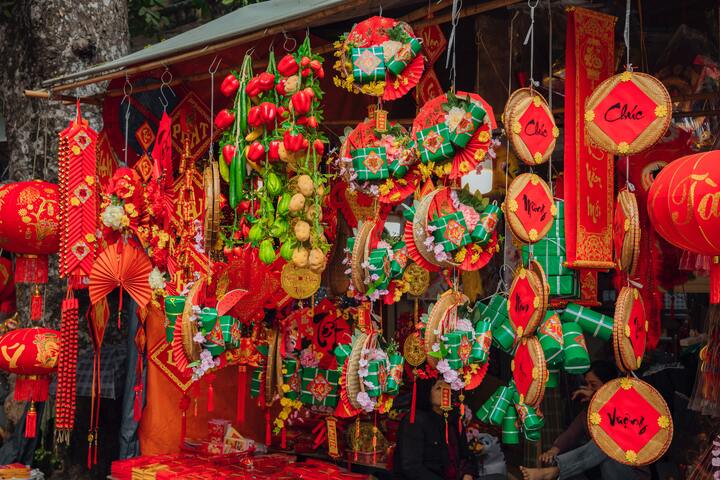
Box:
left=3, top=0, right=720, bottom=478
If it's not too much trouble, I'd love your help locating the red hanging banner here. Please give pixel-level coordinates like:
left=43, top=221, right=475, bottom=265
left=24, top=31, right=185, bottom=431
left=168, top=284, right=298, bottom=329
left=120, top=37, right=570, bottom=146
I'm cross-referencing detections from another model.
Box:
left=563, top=8, right=617, bottom=272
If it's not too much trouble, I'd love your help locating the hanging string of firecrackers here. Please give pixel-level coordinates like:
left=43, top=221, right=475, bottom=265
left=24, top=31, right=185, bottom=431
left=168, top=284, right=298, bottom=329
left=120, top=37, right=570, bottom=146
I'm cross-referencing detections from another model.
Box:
left=54, top=289, right=79, bottom=444
left=58, top=100, right=98, bottom=292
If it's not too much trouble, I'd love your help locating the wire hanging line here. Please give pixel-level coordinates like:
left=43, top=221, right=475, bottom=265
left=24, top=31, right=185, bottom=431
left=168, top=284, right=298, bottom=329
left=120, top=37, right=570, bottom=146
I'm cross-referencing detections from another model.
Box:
left=159, top=67, right=176, bottom=113
left=120, top=74, right=133, bottom=167
left=208, top=56, right=221, bottom=160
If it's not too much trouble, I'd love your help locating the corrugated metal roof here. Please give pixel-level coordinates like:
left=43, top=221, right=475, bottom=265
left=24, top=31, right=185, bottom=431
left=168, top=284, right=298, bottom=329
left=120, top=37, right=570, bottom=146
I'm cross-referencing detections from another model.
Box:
left=42, top=0, right=355, bottom=87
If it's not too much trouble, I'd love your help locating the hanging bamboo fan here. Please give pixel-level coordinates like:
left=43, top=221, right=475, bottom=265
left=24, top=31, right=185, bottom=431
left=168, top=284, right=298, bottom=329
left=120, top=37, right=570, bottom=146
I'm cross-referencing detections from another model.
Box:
left=613, top=189, right=641, bottom=276
left=424, top=290, right=468, bottom=366
left=203, top=162, right=221, bottom=255
left=88, top=243, right=153, bottom=308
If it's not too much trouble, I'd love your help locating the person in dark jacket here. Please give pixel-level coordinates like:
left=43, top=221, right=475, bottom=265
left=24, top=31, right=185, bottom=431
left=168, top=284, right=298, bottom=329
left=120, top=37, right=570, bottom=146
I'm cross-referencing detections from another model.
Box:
left=394, top=378, right=478, bottom=480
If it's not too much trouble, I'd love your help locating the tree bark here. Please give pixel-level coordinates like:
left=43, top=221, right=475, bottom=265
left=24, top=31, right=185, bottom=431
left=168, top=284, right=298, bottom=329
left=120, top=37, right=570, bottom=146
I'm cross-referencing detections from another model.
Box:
left=0, top=0, right=129, bottom=327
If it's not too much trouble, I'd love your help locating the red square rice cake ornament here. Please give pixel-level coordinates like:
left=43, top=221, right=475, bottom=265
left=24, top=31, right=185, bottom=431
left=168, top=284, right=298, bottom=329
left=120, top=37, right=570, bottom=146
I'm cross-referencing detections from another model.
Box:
left=504, top=88, right=559, bottom=166
left=588, top=377, right=672, bottom=466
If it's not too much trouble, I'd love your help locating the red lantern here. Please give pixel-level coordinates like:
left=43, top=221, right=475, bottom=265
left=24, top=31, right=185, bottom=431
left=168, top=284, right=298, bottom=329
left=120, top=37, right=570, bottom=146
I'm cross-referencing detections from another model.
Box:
left=0, top=327, right=59, bottom=438
left=0, top=180, right=59, bottom=284
left=648, top=151, right=720, bottom=301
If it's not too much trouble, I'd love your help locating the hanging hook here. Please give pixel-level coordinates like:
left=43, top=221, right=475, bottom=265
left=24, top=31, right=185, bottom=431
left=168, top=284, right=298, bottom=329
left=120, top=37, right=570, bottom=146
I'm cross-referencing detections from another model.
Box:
left=378, top=1, right=383, bottom=17
left=121, top=73, right=133, bottom=167
left=159, top=67, right=175, bottom=113
left=208, top=56, right=221, bottom=160
left=282, top=30, right=296, bottom=52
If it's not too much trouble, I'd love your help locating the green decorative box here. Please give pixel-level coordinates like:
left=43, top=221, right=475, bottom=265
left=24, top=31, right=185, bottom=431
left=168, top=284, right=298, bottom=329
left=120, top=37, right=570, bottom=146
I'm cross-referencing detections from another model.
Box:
left=487, top=385, right=516, bottom=426
left=362, top=360, right=384, bottom=397
left=351, top=147, right=389, bottom=181
left=554, top=200, right=564, bottom=220
left=416, top=124, right=454, bottom=164
left=250, top=368, right=263, bottom=398
left=561, top=303, right=613, bottom=341
left=547, top=275, right=578, bottom=296
left=520, top=253, right=570, bottom=276
left=390, top=242, right=408, bottom=278
left=491, top=319, right=516, bottom=353
left=537, top=312, right=564, bottom=365
left=282, top=359, right=301, bottom=400
left=204, top=321, right=226, bottom=357
left=444, top=330, right=474, bottom=366
left=300, top=367, right=340, bottom=407
left=430, top=211, right=472, bottom=253
left=446, top=101, right=487, bottom=148
left=164, top=296, right=186, bottom=343
left=562, top=322, right=591, bottom=375
left=523, top=428, right=541, bottom=442
left=488, top=295, right=509, bottom=316
left=351, top=46, right=385, bottom=83
left=220, top=315, right=241, bottom=350
left=501, top=406, right=519, bottom=445
left=471, top=204, right=501, bottom=245
left=516, top=402, right=544, bottom=432
left=334, top=344, right=352, bottom=368
left=388, top=159, right=408, bottom=179
left=472, top=320, right=492, bottom=363
left=385, top=353, right=404, bottom=395
left=476, top=393, right=495, bottom=423
left=386, top=37, right=422, bottom=75
left=531, top=238, right=566, bottom=257
left=199, top=307, right=218, bottom=335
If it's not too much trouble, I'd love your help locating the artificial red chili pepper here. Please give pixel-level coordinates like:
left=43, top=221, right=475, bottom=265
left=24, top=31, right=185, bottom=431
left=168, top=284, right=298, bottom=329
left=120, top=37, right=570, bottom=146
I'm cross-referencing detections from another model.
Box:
left=301, top=68, right=311, bottom=78
left=278, top=54, right=299, bottom=76
left=302, top=138, right=309, bottom=149
left=220, top=74, right=239, bottom=97
left=309, top=60, right=322, bottom=72
left=259, top=102, right=277, bottom=126
left=247, top=141, right=266, bottom=162
left=275, top=79, right=287, bottom=96
left=316, top=67, right=325, bottom=79
left=268, top=140, right=281, bottom=161
left=222, top=144, right=237, bottom=165
left=306, top=116, right=318, bottom=129
left=304, top=87, right=315, bottom=98
left=257, top=72, right=276, bottom=91
left=214, top=109, right=235, bottom=130
left=277, top=106, right=287, bottom=119
left=245, top=77, right=261, bottom=97
left=313, top=139, right=325, bottom=157
left=291, top=91, right=312, bottom=116
left=247, top=106, right=263, bottom=128
left=283, top=130, right=305, bottom=152
left=301, top=57, right=310, bottom=67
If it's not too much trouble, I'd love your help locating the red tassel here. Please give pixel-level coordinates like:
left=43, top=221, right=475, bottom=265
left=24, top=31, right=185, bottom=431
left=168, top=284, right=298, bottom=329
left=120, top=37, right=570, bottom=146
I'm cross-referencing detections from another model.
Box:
left=711, top=257, right=720, bottom=304
left=281, top=427, right=287, bottom=449
left=133, top=385, right=142, bottom=422
left=207, top=383, right=215, bottom=412
left=24, top=403, right=36, bottom=438
left=236, top=366, right=247, bottom=424
left=445, top=415, right=449, bottom=444
left=30, top=287, right=43, bottom=321
left=410, top=376, right=417, bottom=424
left=14, top=255, right=48, bottom=284
left=118, top=287, right=123, bottom=329
left=15, top=376, right=49, bottom=403
left=265, top=410, right=271, bottom=446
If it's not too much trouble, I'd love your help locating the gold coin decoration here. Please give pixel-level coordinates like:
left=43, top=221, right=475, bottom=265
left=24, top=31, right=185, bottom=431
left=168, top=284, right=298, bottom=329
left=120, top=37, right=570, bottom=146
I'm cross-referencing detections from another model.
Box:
left=404, top=263, right=430, bottom=297
left=281, top=263, right=321, bottom=299
left=403, top=332, right=426, bottom=367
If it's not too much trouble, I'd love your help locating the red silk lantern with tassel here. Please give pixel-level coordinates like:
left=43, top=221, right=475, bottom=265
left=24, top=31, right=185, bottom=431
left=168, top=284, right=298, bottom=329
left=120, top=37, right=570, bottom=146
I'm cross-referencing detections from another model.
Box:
left=0, top=181, right=59, bottom=321
left=0, top=328, right=60, bottom=438
left=648, top=150, right=720, bottom=302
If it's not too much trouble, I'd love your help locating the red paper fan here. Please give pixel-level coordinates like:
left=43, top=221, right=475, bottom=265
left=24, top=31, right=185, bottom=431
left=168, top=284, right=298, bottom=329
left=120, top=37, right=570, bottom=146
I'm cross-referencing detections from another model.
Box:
left=458, top=231, right=498, bottom=270
left=384, top=55, right=425, bottom=101
left=403, top=221, right=441, bottom=273
left=89, top=242, right=153, bottom=308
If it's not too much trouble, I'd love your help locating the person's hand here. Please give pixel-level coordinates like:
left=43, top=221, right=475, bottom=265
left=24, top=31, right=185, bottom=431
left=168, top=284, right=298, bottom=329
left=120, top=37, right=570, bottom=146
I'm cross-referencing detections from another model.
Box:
left=538, top=446, right=560, bottom=465
left=571, top=386, right=595, bottom=402
left=462, top=475, right=473, bottom=480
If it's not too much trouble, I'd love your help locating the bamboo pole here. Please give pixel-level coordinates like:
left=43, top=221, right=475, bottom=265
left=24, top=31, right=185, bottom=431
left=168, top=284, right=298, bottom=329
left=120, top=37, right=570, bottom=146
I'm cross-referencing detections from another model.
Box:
left=24, top=89, right=101, bottom=105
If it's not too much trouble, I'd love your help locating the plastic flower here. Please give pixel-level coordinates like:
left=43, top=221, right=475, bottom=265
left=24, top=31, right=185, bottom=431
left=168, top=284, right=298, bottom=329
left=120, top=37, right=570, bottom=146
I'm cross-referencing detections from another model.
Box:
left=149, top=267, right=166, bottom=290
left=445, top=106, right=467, bottom=132
left=436, top=359, right=451, bottom=373
left=356, top=392, right=376, bottom=413
left=101, top=204, right=125, bottom=230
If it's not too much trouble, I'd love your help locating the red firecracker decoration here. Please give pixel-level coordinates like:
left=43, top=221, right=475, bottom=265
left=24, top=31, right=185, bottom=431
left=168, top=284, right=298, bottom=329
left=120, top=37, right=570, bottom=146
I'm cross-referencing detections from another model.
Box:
left=55, top=294, right=79, bottom=444
left=58, top=101, right=98, bottom=289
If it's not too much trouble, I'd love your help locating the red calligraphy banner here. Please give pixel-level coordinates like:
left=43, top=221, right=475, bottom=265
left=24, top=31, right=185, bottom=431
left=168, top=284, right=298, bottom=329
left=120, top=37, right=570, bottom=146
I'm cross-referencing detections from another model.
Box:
left=564, top=8, right=617, bottom=273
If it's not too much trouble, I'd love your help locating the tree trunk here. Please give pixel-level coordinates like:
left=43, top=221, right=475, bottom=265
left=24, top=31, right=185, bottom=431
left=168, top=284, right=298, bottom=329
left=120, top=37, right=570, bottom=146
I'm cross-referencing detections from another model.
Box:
left=0, top=0, right=130, bottom=327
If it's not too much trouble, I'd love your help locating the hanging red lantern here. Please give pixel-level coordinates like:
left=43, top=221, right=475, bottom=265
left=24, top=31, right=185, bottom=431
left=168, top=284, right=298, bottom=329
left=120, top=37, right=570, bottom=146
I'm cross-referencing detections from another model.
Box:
left=0, top=327, right=59, bottom=438
left=648, top=151, right=720, bottom=301
left=0, top=180, right=59, bottom=284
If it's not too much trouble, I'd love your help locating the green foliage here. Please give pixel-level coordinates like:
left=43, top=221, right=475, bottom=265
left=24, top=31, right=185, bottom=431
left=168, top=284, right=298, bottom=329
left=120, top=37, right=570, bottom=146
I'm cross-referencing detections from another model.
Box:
left=129, top=0, right=266, bottom=38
